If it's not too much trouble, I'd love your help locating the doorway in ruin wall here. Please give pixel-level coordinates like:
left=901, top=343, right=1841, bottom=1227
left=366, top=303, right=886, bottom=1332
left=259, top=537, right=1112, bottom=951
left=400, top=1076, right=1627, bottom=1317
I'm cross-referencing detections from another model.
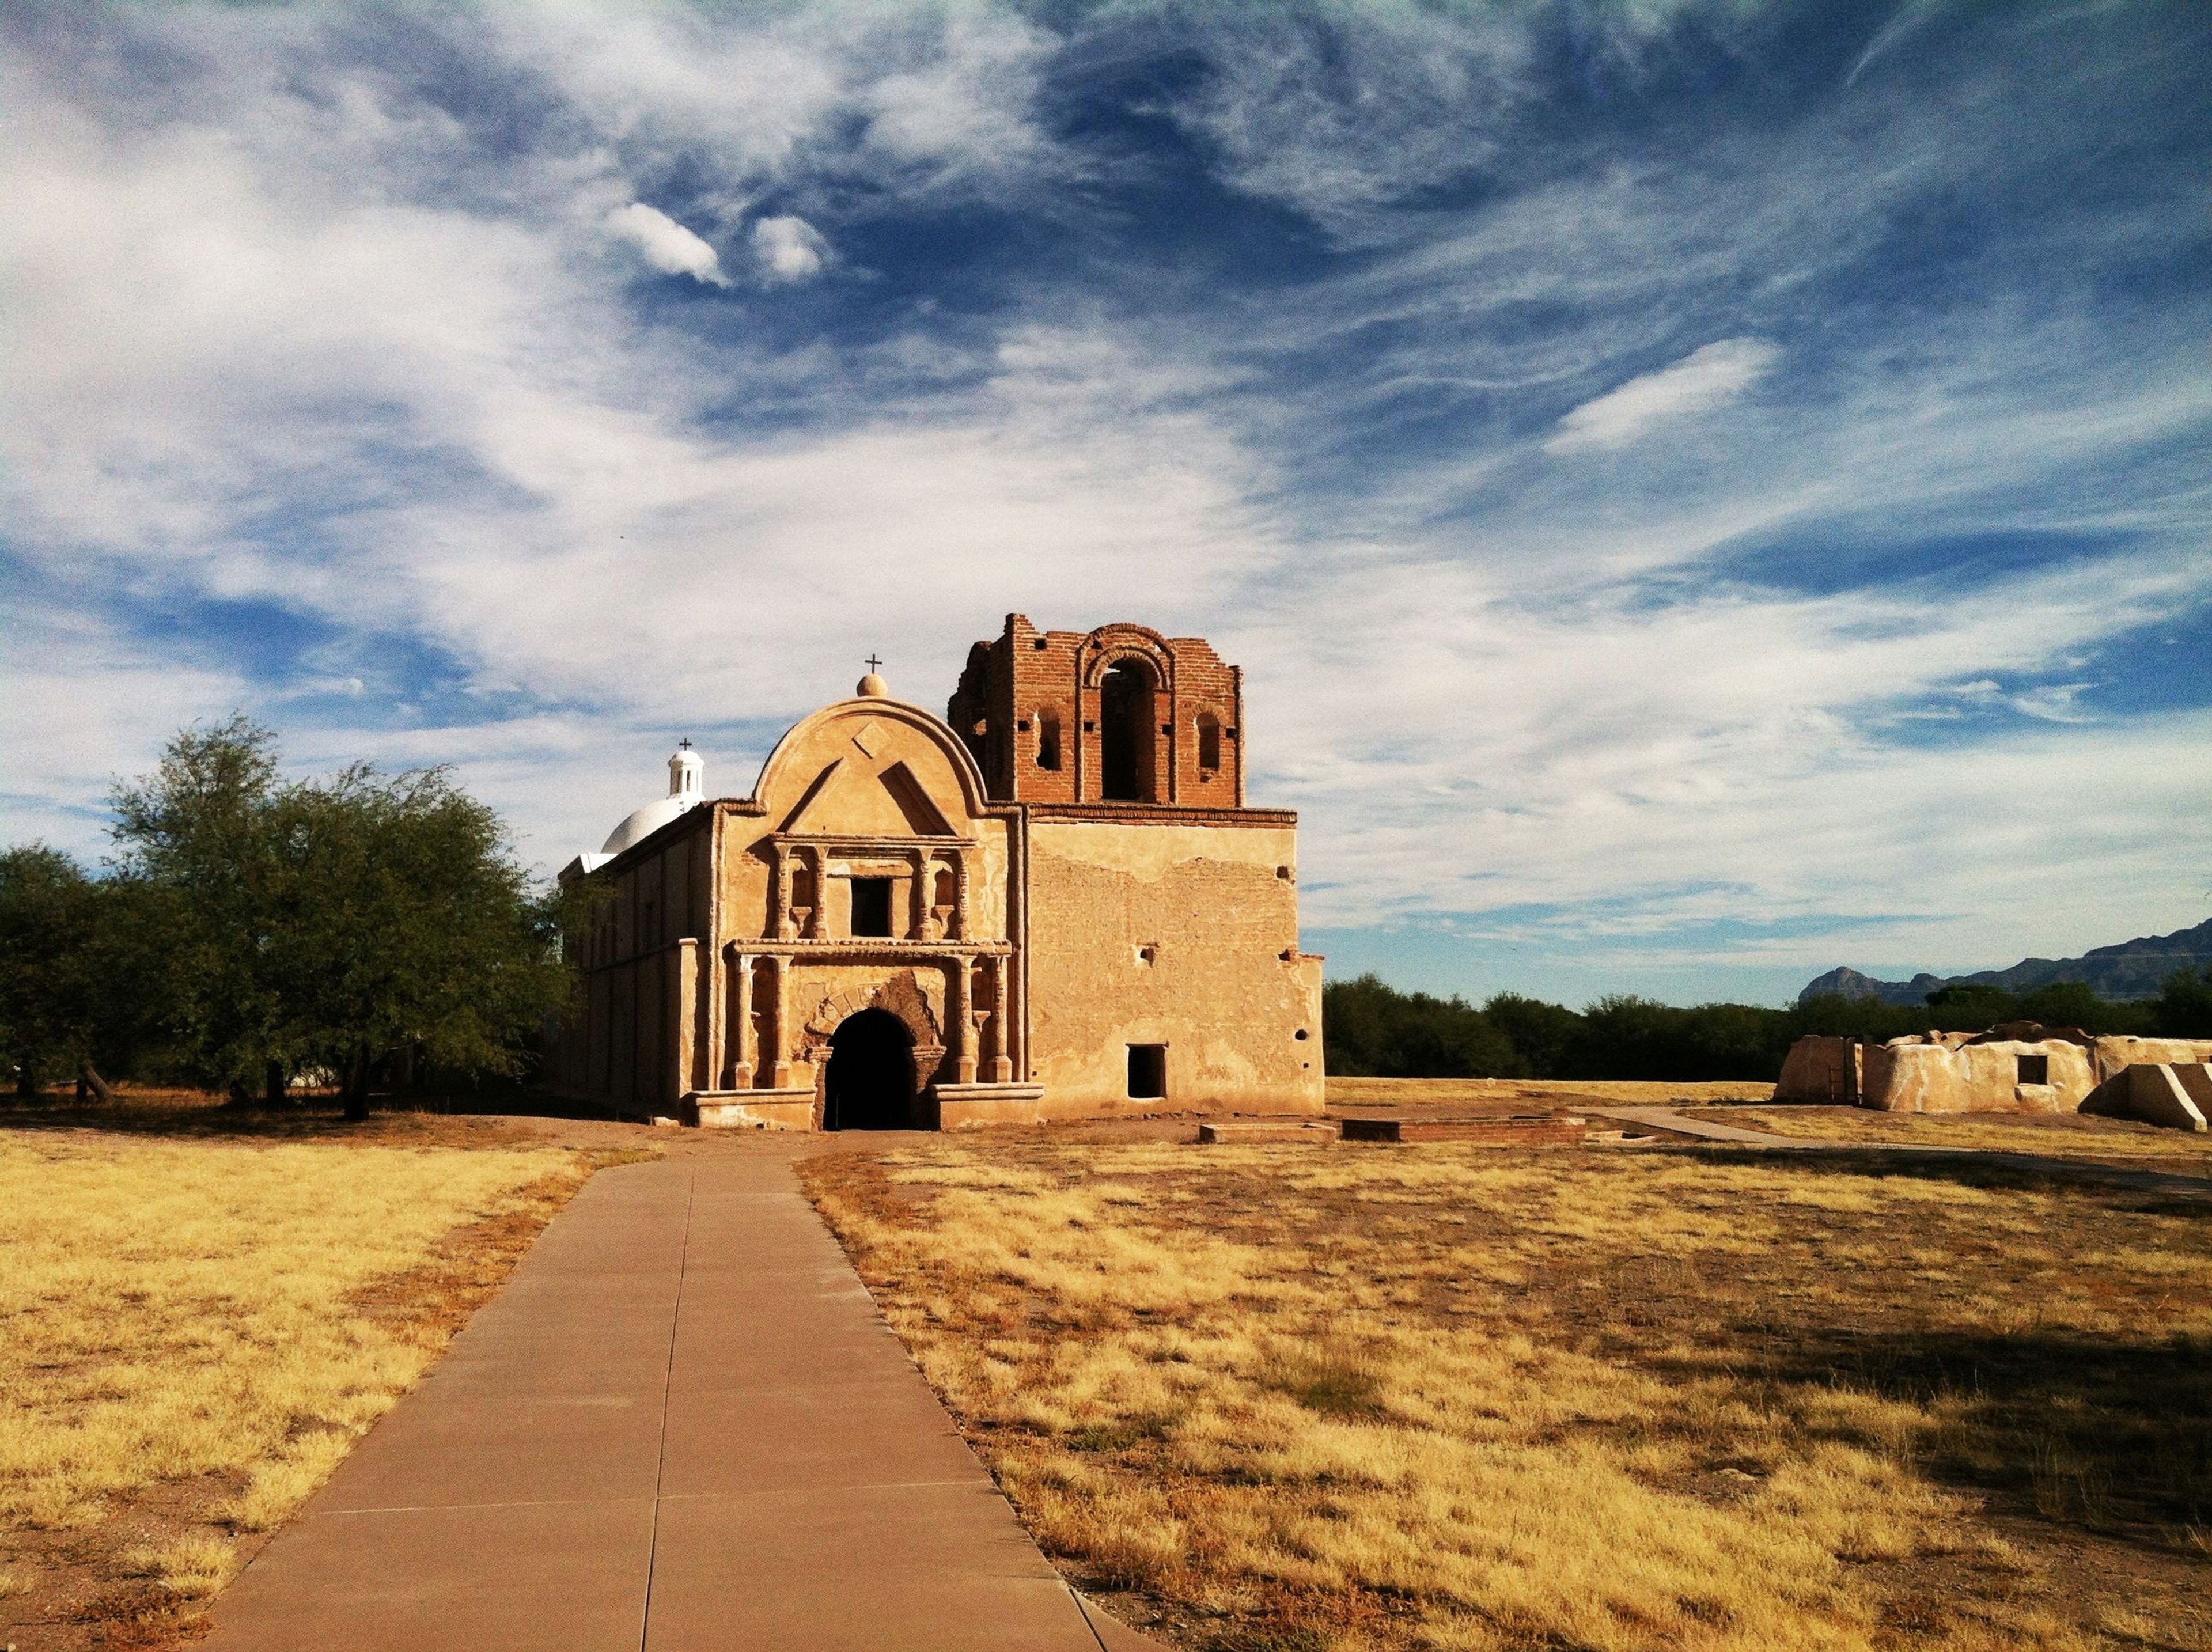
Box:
left=824, top=1008, right=918, bottom=1130
left=1100, top=659, right=1158, bottom=802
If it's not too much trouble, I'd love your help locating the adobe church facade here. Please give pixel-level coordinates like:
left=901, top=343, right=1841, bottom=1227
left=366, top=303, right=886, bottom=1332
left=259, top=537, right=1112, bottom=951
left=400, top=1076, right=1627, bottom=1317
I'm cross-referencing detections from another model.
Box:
left=548, top=617, right=1325, bottom=1130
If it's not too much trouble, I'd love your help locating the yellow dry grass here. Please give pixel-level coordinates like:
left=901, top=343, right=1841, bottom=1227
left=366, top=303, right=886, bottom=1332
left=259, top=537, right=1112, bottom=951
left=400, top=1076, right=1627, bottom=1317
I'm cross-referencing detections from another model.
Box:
left=0, top=1132, right=579, bottom=1610
left=806, top=1139, right=2212, bottom=1652
left=1696, top=1105, right=2212, bottom=1160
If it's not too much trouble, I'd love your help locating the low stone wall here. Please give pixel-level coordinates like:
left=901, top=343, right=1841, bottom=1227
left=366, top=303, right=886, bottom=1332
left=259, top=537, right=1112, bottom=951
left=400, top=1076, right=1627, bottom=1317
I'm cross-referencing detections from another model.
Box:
left=1862, top=1037, right=2096, bottom=1113
left=2081, top=1062, right=2212, bottom=1131
left=693, top=1088, right=817, bottom=1130
left=1777, top=1036, right=1855, bottom=1103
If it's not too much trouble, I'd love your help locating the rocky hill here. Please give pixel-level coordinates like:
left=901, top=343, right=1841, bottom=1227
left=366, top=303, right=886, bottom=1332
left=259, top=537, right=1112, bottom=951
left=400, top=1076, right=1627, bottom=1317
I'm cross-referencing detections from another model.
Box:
left=1799, top=918, right=2212, bottom=1006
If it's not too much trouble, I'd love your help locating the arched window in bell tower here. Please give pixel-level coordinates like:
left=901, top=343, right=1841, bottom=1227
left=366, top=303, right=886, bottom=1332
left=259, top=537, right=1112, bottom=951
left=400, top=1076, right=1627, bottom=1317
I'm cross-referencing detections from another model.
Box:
left=1100, top=660, right=1158, bottom=802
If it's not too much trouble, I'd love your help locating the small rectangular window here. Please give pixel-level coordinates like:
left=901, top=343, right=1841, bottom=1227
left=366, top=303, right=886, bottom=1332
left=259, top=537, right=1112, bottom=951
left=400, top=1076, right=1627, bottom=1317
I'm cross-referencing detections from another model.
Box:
left=850, top=877, right=893, bottom=938
left=2016, top=1053, right=2049, bottom=1085
left=1197, top=713, right=1222, bottom=773
left=1127, top=1044, right=1166, bottom=1100
left=1036, top=714, right=1063, bottom=771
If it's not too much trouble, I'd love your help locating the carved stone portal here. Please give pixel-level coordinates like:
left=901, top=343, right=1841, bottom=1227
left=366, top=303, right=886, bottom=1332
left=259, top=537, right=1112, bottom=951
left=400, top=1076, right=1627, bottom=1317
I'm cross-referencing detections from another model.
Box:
left=797, top=969, right=948, bottom=1089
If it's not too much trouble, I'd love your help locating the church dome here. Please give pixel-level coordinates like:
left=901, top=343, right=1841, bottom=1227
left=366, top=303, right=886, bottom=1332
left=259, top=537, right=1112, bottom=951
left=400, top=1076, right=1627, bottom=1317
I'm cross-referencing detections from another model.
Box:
left=857, top=671, right=889, bottom=698
left=600, top=795, right=695, bottom=856
left=599, top=742, right=704, bottom=857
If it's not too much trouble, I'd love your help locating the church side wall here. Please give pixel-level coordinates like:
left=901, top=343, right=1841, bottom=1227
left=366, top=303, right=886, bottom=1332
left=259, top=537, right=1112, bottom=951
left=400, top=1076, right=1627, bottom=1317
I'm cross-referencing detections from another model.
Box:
left=1024, top=818, right=1324, bottom=1117
left=554, top=814, right=712, bottom=1115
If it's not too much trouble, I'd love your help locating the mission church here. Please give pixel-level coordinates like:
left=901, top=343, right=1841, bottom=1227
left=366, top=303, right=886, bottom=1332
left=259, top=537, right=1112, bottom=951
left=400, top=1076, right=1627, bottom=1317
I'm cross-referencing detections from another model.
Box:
left=550, top=616, right=1325, bottom=1129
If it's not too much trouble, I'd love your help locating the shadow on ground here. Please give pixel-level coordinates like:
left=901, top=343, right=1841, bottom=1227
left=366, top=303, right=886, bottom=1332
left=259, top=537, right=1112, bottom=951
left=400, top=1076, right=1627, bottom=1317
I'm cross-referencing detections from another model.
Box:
left=0, top=1087, right=629, bottom=1141
left=1692, top=1142, right=2212, bottom=1213
left=1738, top=1324, right=2212, bottom=1544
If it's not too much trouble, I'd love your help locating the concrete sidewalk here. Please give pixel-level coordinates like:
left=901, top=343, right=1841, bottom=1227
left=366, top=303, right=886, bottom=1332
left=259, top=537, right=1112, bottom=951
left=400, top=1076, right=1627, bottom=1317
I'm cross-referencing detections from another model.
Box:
left=203, top=1154, right=1149, bottom=1651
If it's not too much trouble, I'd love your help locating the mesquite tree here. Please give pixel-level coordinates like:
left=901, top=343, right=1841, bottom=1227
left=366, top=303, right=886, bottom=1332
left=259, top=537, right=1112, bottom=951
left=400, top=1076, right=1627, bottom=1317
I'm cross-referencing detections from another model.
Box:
left=110, top=718, right=570, bottom=1115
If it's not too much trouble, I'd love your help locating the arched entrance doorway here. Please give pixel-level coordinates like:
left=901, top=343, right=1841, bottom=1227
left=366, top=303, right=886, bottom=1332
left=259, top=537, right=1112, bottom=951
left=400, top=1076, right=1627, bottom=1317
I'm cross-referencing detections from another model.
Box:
left=1100, top=659, right=1158, bottom=801
left=824, top=1008, right=917, bottom=1130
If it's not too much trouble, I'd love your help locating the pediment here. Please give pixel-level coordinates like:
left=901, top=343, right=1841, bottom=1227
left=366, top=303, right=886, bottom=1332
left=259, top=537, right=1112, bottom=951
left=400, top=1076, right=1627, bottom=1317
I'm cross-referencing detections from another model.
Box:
left=781, top=757, right=958, bottom=838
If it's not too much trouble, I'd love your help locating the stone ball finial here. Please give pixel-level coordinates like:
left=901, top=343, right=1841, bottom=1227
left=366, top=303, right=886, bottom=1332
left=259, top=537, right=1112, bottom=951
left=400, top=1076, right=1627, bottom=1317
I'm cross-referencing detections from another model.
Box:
left=857, top=671, right=889, bottom=698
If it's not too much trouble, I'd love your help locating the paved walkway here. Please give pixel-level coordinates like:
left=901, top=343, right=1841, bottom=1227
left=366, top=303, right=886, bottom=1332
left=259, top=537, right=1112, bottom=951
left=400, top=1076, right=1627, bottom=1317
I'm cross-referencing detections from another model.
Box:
left=204, top=1154, right=1151, bottom=1651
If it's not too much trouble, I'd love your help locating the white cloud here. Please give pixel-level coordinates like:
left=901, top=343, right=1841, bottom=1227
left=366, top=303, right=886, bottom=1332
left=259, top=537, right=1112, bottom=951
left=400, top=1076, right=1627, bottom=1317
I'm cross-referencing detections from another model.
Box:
left=2, top=2, right=2206, bottom=1003
left=605, top=202, right=728, bottom=286
left=1546, top=338, right=1779, bottom=453
left=750, top=214, right=830, bottom=283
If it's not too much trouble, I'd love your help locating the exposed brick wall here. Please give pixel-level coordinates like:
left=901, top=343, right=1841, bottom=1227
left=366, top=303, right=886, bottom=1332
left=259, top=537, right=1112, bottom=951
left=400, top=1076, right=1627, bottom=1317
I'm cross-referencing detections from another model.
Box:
left=951, top=613, right=1248, bottom=808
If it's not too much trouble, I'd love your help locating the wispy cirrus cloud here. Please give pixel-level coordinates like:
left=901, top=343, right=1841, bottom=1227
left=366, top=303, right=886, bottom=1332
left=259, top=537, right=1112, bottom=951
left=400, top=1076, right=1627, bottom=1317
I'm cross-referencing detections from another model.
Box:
left=1545, top=338, right=1778, bottom=453
left=3, top=0, right=2208, bottom=1005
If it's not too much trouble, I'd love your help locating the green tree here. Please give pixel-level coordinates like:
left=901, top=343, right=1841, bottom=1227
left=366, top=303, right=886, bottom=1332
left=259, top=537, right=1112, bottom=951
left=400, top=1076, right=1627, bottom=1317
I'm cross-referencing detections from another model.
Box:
left=1321, top=973, right=1520, bottom=1078
left=110, top=718, right=572, bottom=1117
left=109, top=717, right=289, bottom=1095
left=1925, top=981, right=2017, bottom=1026
left=2154, top=967, right=2212, bottom=1038
left=1787, top=994, right=1930, bottom=1044
left=262, top=762, right=570, bottom=1119
left=1482, top=993, right=1586, bottom=1078
left=0, top=846, right=107, bottom=1094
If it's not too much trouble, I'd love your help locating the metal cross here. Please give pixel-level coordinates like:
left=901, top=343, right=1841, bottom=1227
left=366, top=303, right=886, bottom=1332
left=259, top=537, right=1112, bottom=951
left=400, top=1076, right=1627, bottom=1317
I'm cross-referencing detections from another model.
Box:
left=677, top=738, right=692, bottom=750
left=864, top=654, right=883, bottom=673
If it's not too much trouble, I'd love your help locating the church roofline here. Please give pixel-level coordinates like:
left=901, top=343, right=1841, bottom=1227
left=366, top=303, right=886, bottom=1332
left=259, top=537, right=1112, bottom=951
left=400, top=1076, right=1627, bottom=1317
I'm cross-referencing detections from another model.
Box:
left=748, top=694, right=999, bottom=821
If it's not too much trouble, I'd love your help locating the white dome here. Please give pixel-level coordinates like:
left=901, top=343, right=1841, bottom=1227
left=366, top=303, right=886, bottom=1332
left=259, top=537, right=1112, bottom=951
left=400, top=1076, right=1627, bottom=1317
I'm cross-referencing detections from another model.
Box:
left=600, top=795, right=698, bottom=857
left=596, top=743, right=706, bottom=858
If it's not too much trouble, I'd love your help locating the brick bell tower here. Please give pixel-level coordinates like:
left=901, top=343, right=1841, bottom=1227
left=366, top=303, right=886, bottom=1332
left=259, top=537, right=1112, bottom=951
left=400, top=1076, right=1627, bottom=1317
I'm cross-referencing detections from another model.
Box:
left=946, top=616, right=1246, bottom=809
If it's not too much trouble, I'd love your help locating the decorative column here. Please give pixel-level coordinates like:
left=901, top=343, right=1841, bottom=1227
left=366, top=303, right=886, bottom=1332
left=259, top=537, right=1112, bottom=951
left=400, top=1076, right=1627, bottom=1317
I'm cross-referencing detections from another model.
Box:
left=949, top=956, right=976, bottom=1084
left=725, top=948, right=753, bottom=1090
left=765, top=953, right=792, bottom=1088
left=987, top=953, right=1012, bottom=1083
left=673, top=939, right=698, bottom=1105
left=770, top=846, right=791, bottom=941
left=951, top=850, right=971, bottom=941
left=908, top=847, right=930, bottom=939
left=804, top=846, right=827, bottom=939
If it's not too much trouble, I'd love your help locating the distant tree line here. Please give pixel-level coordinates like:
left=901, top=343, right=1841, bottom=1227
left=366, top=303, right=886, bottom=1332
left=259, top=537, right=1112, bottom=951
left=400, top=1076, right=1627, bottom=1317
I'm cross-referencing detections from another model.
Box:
left=0, top=719, right=577, bottom=1117
left=1323, top=970, right=2212, bottom=1082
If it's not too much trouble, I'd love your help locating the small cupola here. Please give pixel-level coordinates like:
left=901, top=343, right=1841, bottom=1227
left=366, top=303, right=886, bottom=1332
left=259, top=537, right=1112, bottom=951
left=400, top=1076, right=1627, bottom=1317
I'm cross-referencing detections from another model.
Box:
left=668, top=738, right=704, bottom=799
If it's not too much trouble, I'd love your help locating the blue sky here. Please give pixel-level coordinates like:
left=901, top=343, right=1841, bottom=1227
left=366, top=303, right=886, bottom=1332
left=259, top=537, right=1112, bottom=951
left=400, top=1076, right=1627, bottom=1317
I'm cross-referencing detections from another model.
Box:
left=3, top=1, right=2208, bottom=1007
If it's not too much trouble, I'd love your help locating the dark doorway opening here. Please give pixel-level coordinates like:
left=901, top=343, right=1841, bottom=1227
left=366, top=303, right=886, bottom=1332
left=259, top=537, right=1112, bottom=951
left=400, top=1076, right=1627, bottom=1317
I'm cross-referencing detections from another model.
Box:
left=825, top=1009, right=917, bottom=1130
left=1127, top=1043, right=1167, bottom=1100
left=850, top=877, right=893, bottom=937
left=1101, top=661, right=1157, bottom=801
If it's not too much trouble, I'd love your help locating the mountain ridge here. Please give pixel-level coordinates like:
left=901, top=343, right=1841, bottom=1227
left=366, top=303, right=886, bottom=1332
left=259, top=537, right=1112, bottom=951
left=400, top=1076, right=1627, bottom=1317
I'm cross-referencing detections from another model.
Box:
left=1799, top=918, right=2212, bottom=1006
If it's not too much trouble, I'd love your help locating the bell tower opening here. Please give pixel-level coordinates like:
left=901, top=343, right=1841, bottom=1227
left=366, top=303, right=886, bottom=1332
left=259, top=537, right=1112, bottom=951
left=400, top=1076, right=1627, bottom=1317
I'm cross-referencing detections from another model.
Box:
left=824, top=1008, right=917, bottom=1130
left=1100, top=660, right=1157, bottom=802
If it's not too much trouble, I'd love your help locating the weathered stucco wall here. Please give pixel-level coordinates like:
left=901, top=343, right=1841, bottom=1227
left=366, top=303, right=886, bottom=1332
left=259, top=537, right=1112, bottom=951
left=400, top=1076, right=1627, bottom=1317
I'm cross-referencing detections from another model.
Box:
left=549, top=813, right=711, bottom=1112
left=1861, top=1037, right=2097, bottom=1113
left=1777, top=1035, right=1857, bottom=1102
left=1782, top=1030, right=2212, bottom=1125
left=1025, top=818, right=1323, bottom=1116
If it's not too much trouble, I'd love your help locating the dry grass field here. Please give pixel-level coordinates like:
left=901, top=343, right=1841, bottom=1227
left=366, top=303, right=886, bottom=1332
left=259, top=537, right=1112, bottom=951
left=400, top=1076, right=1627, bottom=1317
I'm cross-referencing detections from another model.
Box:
left=1328, top=1078, right=1774, bottom=1113
left=805, top=1135, right=2212, bottom=1652
left=1687, top=1104, right=2212, bottom=1163
left=0, top=1093, right=594, bottom=1649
